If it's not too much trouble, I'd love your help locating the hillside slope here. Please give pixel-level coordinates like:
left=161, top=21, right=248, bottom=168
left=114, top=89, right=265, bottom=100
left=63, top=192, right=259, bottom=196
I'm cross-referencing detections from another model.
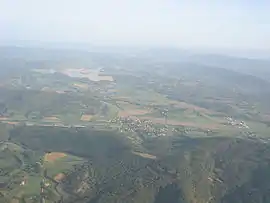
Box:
left=10, top=126, right=270, bottom=203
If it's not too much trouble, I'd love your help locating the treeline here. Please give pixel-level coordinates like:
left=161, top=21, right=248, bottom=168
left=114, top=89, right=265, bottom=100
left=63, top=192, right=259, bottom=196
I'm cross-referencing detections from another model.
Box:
left=10, top=126, right=131, bottom=160
left=0, top=88, right=101, bottom=118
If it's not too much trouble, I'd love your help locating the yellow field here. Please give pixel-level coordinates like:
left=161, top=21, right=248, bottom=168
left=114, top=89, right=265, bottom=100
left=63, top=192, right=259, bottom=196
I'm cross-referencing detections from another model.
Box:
left=98, top=75, right=114, bottom=81
left=44, top=116, right=59, bottom=121
left=116, top=101, right=151, bottom=117
left=132, top=151, right=157, bottom=159
left=44, top=152, right=67, bottom=162
left=73, top=83, right=88, bottom=89
left=80, top=114, right=93, bottom=121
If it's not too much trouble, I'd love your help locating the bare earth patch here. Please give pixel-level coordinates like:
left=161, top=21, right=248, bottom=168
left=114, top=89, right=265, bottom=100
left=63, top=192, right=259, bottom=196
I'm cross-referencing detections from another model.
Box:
left=81, top=114, right=93, bottom=121
left=2, top=121, right=20, bottom=125
left=132, top=151, right=157, bottom=159
left=54, top=173, right=66, bottom=182
left=98, top=75, right=114, bottom=81
left=0, top=117, right=8, bottom=121
left=45, top=152, right=67, bottom=162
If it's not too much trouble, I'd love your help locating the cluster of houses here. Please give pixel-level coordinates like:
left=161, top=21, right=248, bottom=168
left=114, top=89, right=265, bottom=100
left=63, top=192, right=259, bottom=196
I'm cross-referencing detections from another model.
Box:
left=226, top=117, right=249, bottom=129
left=110, top=116, right=169, bottom=137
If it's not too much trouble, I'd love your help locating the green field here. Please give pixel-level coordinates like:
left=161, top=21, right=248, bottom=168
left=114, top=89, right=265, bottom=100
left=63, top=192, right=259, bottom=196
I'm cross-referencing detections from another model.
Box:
left=44, top=153, right=84, bottom=178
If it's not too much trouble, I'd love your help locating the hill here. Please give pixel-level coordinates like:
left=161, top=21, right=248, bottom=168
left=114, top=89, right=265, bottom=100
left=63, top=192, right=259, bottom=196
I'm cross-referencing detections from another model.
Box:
left=1, top=46, right=270, bottom=203
left=8, top=125, right=270, bottom=203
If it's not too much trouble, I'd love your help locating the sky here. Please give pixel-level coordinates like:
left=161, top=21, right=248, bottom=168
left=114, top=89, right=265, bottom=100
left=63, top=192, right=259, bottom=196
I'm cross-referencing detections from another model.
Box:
left=0, top=0, right=270, bottom=51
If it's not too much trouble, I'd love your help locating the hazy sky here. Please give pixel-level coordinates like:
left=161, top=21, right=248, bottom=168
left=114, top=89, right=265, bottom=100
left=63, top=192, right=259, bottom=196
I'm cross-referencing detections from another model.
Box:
left=1, top=0, right=270, bottom=50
